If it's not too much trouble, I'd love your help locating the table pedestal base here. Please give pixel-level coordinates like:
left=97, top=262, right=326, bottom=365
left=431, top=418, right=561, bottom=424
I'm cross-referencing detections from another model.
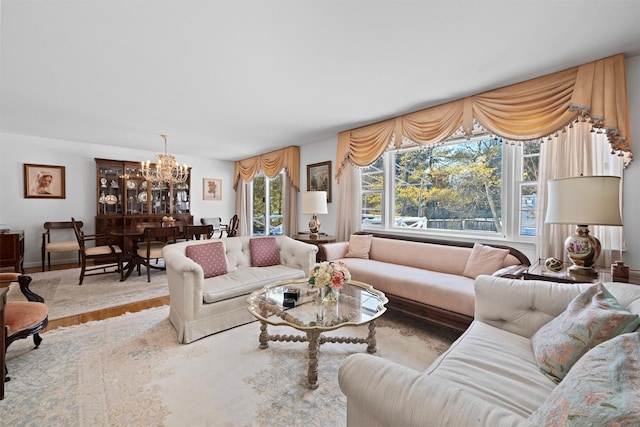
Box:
left=257, top=319, right=378, bottom=389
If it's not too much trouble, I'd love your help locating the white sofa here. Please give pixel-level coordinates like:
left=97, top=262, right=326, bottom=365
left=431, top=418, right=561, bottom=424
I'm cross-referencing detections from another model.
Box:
left=321, top=234, right=530, bottom=331
left=163, top=235, right=318, bottom=343
left=338, top=275, right=640, bottom=426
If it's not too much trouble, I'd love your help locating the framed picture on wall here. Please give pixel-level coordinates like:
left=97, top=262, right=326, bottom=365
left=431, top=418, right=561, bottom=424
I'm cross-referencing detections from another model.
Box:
left=203, top=178, right=222, bottom=201
left=24, top=163, right=66, bottom=199
left=307, top=161, right=331, bottom=202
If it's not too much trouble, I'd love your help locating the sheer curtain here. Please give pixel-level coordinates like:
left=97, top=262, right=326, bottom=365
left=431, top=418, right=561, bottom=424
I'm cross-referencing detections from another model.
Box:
left=234, top=181, right=251, bottom=237
left=535, top=121, right=625, bottom=266
left=335, top=162, right=362, bottom=241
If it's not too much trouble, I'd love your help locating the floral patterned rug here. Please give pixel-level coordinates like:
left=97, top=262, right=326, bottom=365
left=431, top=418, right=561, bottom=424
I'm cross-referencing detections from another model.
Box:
left=1, top=306, right=460, bottom=426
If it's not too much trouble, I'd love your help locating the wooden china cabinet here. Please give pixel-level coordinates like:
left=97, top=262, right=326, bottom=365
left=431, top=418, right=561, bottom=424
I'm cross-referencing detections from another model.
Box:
left=95, top=158, right=193, bottom=246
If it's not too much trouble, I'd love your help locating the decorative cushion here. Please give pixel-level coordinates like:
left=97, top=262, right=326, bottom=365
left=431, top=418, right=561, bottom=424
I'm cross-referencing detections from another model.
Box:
left=186, top=242, right=228, bottom=279
left=345, top=234, right=372, bottom=259
left=529, top=332, right=640, bottom=426
left=531, top=283, right=640, bottom=382
left=249, top=237, right=280, bottom=267
left=462, top=243, right=509, bottom=279
left=4, top=301, right=49, bottom=336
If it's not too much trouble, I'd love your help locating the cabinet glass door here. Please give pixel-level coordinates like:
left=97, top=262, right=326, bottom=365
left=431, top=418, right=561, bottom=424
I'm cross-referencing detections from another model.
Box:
left=150, top=181, right=170, bottom=214
left=173, top=182, right=190, bottom=214
left=124, top=164, right=147, bottom=214
left=97, top=163, right=123, bottom=215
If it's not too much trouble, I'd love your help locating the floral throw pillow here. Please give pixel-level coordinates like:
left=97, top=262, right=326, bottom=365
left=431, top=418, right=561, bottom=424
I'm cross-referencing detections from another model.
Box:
left=250, top=237, right=280, bottom=267
left=531, top=283, right=640, bottom=382
left=186, top=242, right=228, bottom=279
left=529, top=332, right=640, bottom=426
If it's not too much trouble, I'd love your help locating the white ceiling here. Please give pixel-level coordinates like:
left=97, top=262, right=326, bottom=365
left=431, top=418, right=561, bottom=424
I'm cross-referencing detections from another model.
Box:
left=2, top=0, right=640, bottom=161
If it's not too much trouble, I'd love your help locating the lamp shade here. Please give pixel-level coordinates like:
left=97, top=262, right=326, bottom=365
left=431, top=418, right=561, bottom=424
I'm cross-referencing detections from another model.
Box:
left=545, top=176, right=623, bottom=226
left=301, top=191, right=328, bottom=214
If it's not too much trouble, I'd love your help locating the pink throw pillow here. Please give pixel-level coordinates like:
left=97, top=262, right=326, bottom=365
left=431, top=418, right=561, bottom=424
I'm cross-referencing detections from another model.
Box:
left=250, top=237, right=280, bottom=267
left=462, top=243, right=510, bottom=279
left=345, top=234, right=372, bottom=259
left=186, top=242, right=228, bottom=278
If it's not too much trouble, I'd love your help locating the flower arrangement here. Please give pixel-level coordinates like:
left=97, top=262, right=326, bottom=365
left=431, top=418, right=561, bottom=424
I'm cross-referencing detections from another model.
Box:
left=309, top=261, right=351, bottom=290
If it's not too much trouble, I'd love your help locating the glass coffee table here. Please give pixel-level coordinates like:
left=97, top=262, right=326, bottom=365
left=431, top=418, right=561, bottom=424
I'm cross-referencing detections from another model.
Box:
left=247, top=278, right=387, bottom=389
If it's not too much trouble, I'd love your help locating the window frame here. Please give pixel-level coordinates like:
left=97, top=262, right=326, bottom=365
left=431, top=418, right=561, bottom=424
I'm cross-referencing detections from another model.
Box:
left=250, top=171, right=285, bottom=236
left=359, top=136, right=532, bottom=244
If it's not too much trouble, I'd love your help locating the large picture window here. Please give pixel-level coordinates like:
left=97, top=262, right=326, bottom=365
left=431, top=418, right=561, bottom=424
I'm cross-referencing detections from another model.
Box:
left=360, top=135, right=538, bottom=241
left=393, top=137, right=503, bottom=233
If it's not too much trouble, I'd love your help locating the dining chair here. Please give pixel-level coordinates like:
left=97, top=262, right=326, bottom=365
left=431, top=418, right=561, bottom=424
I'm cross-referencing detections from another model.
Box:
left=41, top=221, right=82, bottom=271
left=136, top=226, right=179, bottom=282
left=200, top=217, right=224, bottom=238
left=226, top=214, right=239, bottom=237
left=184, top=224, right=214, bottom=240
left=71, top=218, right=124, bottom=285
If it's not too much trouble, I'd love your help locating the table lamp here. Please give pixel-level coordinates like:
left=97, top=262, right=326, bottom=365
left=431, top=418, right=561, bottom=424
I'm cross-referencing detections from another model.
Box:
left=544, top=175, right=623, bottom=276
left=301, top=191, right=328, bottom=238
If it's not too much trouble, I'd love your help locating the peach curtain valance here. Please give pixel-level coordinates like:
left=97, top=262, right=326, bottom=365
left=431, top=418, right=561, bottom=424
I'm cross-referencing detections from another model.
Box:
left=336, top=54, right=630, bottom=180
left=233, top=145, right=300, bottom=191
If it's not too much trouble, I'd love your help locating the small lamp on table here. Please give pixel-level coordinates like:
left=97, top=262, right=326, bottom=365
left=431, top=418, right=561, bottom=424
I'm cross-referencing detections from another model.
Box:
left=302, top=191, right=328, bottom=239
left=544, top=175, right=623, bottom=276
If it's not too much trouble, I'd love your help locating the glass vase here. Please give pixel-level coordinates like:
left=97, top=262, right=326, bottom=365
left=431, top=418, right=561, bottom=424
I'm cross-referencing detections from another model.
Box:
left=321, top=286, right=339, bottom=306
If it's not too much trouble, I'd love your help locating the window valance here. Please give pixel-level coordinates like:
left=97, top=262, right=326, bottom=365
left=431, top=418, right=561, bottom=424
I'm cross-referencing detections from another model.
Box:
left=336, top=54, right=631, bottom=180
left=233, top=145, right=300, bottom=190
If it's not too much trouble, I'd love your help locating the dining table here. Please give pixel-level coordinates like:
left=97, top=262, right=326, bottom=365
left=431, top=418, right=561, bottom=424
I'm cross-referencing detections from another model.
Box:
left=109, top=228, right=145, bottom=281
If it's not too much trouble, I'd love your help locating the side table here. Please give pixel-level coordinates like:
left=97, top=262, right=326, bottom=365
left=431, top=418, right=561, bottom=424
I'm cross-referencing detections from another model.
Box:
left=524, top=259, right=640, bottom=285
left=0, top=230, right=24, bottom=273
left=291, top=233, right=336, bottom=262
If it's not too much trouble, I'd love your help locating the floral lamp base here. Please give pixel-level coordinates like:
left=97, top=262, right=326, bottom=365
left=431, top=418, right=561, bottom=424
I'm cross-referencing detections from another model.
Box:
left=565, top=225, right=601, bottom=276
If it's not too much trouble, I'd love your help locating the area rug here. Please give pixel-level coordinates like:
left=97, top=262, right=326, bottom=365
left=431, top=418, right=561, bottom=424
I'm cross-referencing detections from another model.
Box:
left=1, top=306, right=460, bottom=426
left=5, top=266, right=168, bottom=320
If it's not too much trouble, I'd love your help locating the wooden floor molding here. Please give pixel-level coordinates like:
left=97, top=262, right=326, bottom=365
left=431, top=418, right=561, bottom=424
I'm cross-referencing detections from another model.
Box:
left=44, top=296, right=170, bottom=332
left=4, top=262, right=170, bottom=332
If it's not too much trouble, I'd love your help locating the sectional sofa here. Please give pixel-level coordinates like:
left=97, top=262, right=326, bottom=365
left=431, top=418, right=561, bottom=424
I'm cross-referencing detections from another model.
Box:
left=320, top=233, right=530, bottom=331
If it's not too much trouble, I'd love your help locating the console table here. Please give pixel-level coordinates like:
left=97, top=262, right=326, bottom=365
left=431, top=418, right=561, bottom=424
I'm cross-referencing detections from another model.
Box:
left=524, top=259, right=640, bottom=285
left=0, top=231, right=24, bottom=273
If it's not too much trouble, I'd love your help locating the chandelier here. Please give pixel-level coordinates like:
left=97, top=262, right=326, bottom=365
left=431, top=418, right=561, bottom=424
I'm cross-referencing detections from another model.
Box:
left=140, top=134, right=189, bottom=184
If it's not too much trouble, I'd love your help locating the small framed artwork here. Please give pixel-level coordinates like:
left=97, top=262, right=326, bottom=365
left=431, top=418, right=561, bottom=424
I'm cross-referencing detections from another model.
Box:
left=203, top=178, right=222, bottom=201
left=307, top=161, right=331, bottom=202
left=24, top=163, right=66, bottom=199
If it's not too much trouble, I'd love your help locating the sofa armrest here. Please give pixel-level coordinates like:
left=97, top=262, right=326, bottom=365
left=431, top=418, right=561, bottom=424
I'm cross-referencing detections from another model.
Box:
left=278, top=236, right=318, bottom=276
left=319, top=241, right=349, bottom=261
left=474, top=275, right=587, bottom=338
left=492, top=264, right=528, bottom=279
left=339, top=354, right=531, bottom=427
left=162, top=244, right=207, bottom=321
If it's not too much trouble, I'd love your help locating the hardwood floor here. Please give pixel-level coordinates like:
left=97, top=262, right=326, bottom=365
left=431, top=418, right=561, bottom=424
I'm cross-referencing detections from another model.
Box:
left=17, top=262, right=170, bottom=332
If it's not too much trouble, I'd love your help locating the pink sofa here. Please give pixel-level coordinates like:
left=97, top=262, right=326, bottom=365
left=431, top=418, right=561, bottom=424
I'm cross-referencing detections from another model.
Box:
left=320, top=233, right=530, bottom=331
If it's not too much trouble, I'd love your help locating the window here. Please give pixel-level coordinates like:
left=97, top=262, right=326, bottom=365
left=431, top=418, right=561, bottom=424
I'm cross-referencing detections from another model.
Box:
left=519, top=141, right=540, bottom=236
left=360, top=135, right=534, bottom=241
left=251, top=172, right=284, bottom=235
left=361, top=157, right=384, bottom=226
